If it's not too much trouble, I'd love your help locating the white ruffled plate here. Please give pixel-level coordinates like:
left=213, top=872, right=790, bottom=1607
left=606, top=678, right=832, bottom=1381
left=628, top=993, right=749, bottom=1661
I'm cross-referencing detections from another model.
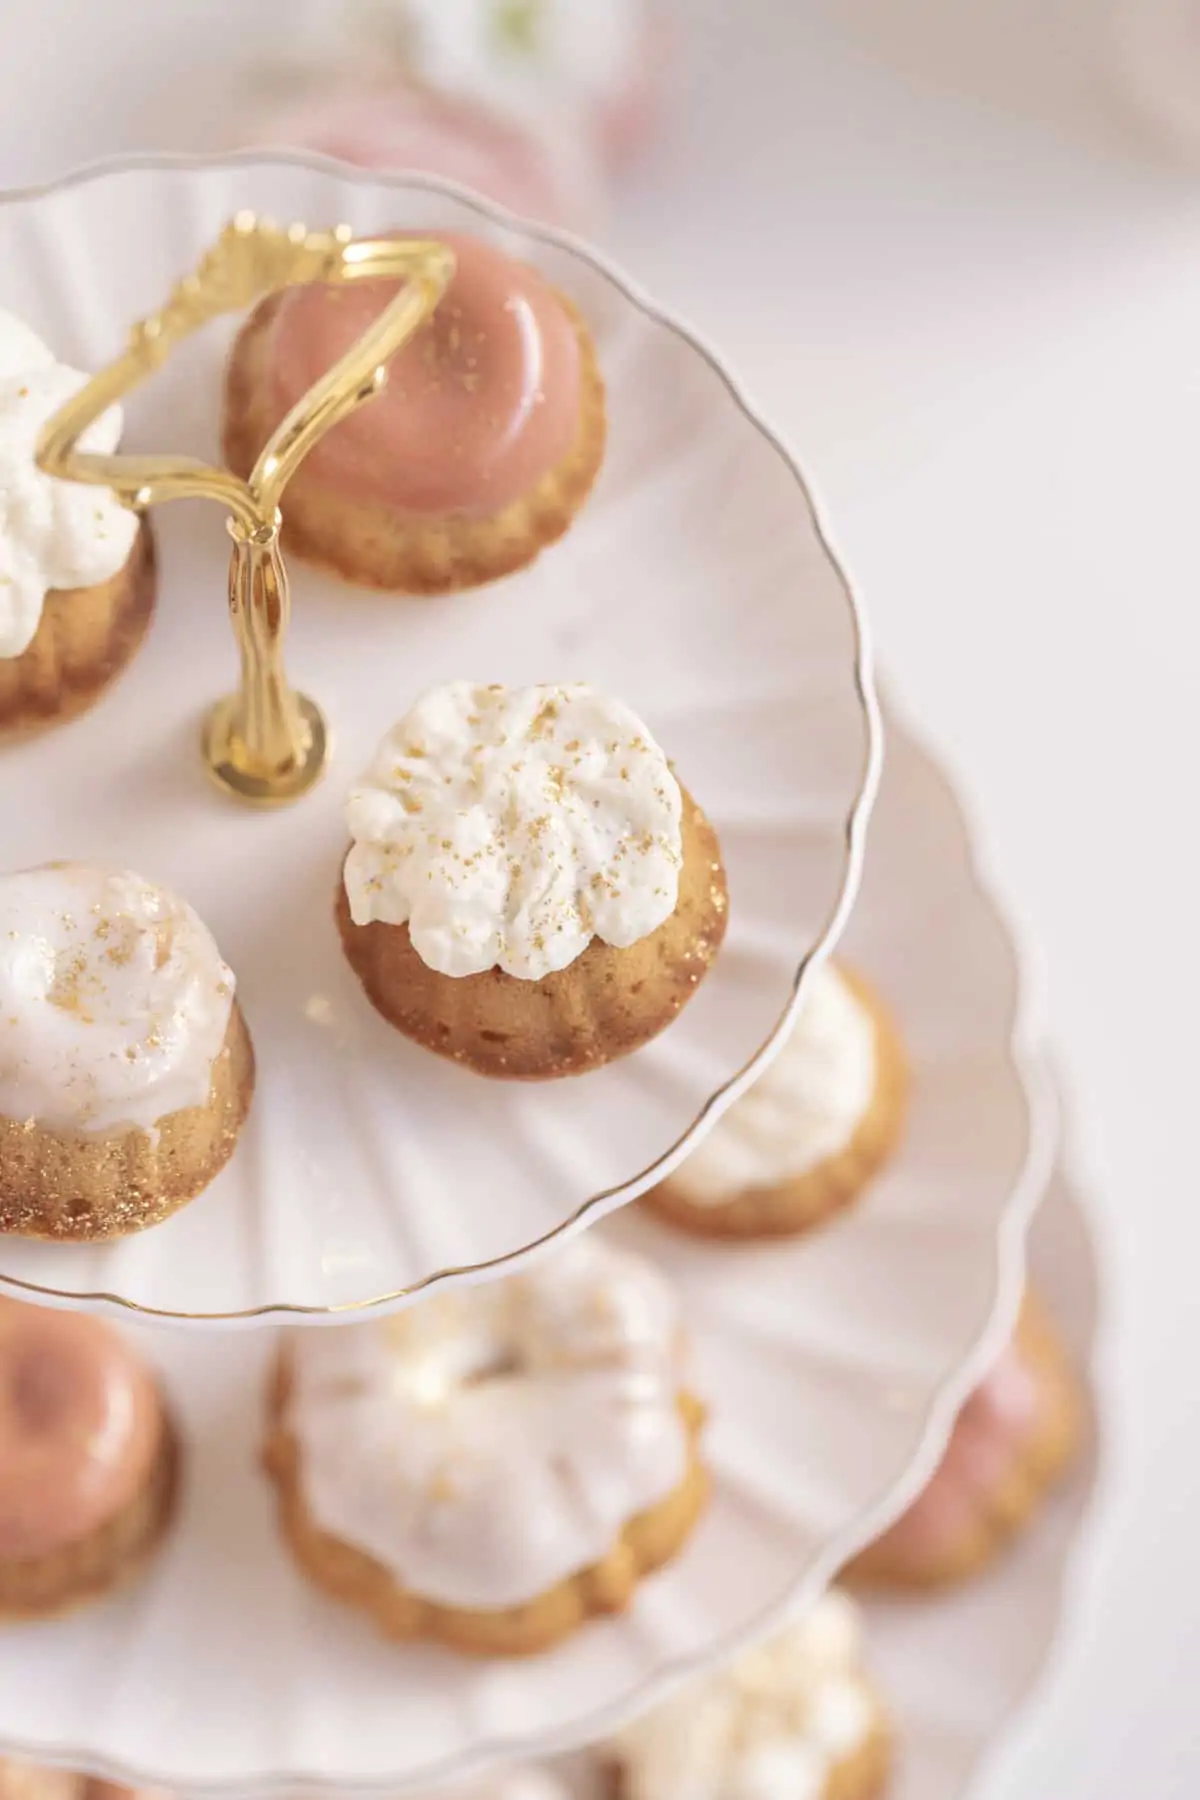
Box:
left=865, top=1143, right=1103, bottom=1800
left=0, top=151, right=878, bottom=1321
left=0, top=693, right=1049, bottom=1789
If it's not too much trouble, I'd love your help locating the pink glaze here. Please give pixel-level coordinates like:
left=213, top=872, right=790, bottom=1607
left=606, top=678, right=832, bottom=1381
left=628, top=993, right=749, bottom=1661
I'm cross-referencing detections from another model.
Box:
left=596, top=6, right=673, bottom=170
left=0, top=1301, right=164, bottom=1563
left=263, top=231, right=583, bottom=517
left=244, top=83, right=579, bottom=228
left=868, top=1335, right=1040, bottom=1563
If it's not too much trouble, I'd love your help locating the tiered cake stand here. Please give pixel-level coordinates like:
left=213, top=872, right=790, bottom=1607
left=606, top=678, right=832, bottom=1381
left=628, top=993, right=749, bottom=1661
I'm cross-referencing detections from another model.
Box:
left=0, top=156, right=1089, bottom=1798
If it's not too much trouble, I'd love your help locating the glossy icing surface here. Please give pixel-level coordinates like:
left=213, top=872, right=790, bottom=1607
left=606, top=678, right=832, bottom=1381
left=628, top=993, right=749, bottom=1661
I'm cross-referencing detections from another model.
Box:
left=262, top=231, right=582, bottom=516
left=0, top=1300, right=163, bottom=1561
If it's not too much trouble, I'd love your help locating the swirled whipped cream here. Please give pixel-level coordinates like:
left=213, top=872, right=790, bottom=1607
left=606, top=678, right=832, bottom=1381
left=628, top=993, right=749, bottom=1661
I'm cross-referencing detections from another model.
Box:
left=0, top=314, right=57, bottom=380
left=0, top=865, right=236, bottom=1135
left=285, top=1235, right=690, bottom=1610
left=672, top=964, right=876, bottom=1205
left=344, top=682, right=683, bottom=980
left=611, top=1593, right=876, bottom=1800
left=0, top=308, right=138, bottom=659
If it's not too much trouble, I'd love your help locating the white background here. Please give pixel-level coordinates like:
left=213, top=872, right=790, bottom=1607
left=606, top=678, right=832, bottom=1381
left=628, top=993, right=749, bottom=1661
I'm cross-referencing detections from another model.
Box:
left=0, top=0, right=1198, bottom=1793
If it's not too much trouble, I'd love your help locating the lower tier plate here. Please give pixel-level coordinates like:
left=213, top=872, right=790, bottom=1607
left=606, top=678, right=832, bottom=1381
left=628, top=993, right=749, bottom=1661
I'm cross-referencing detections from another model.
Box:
left=0, top=697, right=1050, bottom=1791
left=555, top=1145, right=1101, bottom=1800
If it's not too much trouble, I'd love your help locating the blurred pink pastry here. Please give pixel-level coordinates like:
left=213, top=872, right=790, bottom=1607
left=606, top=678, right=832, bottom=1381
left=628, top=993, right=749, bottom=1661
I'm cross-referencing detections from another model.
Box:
left=241, top=79, right=591, bottom=227
left=593, top=3, right=672, bottom=170
left=223, top=228, right=606, bottom=593
left=0, top=1299, right=177, bottom=1618
left=231, top=0, right=674, bottom=232
left=847, top=1295, right=1082, bottom=1591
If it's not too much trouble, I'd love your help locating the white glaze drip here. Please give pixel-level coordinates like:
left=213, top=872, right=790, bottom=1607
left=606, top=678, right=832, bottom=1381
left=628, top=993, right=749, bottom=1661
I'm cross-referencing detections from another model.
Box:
left=0, top=865, right=236, bottom=1135
left=284, top=1236, right=691, bottom=1609
left=344, top=681, right=683, bottom=980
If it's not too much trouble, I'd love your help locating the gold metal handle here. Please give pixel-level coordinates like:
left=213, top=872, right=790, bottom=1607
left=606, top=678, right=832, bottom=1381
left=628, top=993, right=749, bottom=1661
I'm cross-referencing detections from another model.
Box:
left=36, top=214, right=456, bottom=806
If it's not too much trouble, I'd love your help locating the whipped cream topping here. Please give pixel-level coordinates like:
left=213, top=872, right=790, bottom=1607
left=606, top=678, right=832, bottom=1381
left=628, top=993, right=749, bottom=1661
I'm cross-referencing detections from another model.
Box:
left=0, top=309, right=139, bottom=660
left=344, top=682, right=683, bottom=981
left=0, top=865, right=236, bottom=1135
left=671, top=964, right=876, bottom=1205
left=285, top=1235, right=690, bottom=1609
left=611, top=1593, right=875, bottom=1800
left=0, top=315, right=56, bottom=380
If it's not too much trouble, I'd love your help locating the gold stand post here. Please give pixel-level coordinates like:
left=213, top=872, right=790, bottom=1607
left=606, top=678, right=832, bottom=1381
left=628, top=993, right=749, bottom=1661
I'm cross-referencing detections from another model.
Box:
left=36, top=215, right=456, bottom=807
left=201, top=519, right=328, bottom=805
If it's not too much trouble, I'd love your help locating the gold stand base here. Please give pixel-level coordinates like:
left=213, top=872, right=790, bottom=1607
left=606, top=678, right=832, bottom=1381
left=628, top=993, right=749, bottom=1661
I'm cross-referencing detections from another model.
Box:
left=201, top=692, right=330, bottom=807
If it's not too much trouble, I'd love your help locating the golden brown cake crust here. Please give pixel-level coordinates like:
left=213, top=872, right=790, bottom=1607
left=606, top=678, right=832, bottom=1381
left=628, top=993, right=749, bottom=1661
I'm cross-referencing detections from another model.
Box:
left=0, top=1409, right=179, bottom=1621
left=845, top=1293, right=1084, bottom=1593
left=222, top=288, right=606, bottom=595
left=606, top=1706, right=891, bottom=1800
left=643, top=967, right=907, bottom=1241
left=263, top=1357, right=708, bottom=1656
left=824, top=1716, right=892, bottom=1800
left=0, top=519, right=156, bottom=739
left=335, top=788, right=729, bottom=1080
left=0, top=1002, right=255, bottom=1242
left=0, top=1768, right=170, bottom=1800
